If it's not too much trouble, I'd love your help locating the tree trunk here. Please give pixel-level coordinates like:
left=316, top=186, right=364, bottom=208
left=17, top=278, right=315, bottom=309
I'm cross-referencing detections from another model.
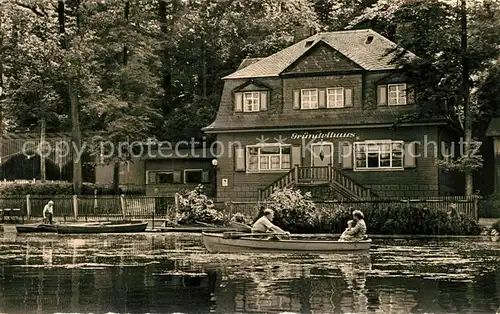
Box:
left=461, top=0, right=473, bottom=196
left=70, top=83, right=82, bottom=194
left=40, top=116, right=46, bottom=182
left=123, top=1, right=129, bottom=66
left=0, top=12, right=4, bottom=180
left=159, top=0, right=173, bottom=114
left=201, top=39, right=207, bottom=97
left=58, top=0, right=82, bottom=194
left=113, top=161, right=120, bottom=194
left=113, top=0, right=130, bottom=194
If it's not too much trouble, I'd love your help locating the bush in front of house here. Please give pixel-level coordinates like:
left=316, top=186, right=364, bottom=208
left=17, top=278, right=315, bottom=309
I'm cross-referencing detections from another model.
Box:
left=175, top=184, right=227, bottom=225
left=261, top=187, right=317, bottom=233
left=261, top=188, right=481, bottom=235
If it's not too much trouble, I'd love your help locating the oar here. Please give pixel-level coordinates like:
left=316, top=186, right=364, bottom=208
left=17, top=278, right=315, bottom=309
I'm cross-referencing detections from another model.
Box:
left=222, top=232, right=290, bottom=239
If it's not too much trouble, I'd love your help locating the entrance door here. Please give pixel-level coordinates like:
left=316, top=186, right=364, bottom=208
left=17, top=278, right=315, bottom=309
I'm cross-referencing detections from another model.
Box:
left=311, top=142, right=333, bottom=167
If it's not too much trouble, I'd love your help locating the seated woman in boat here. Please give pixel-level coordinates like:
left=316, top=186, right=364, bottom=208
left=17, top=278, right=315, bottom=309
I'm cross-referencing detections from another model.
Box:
left=340, top=210, right=367, bottom=241
left=251, top=208, right=290, bottom=235
left=338, top=220, right=355, bottom=241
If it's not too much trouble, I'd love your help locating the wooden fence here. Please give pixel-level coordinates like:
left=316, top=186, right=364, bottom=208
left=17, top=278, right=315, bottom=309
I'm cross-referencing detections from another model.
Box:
left=216, top=195, right=480, bottom=221
left=0, top=194, right=479, bottom=222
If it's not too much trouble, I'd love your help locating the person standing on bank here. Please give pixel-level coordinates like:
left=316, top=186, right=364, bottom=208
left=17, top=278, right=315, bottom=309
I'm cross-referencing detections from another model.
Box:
left=43, top=200, right=54, bottom=224
left=342, top=209, right=367, bottom=240
left=251, top=208, right=290, bottom=235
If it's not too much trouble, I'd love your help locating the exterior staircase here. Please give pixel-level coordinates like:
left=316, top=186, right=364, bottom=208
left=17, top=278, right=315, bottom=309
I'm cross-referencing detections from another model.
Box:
left=258, top=165, right=377, bottom=201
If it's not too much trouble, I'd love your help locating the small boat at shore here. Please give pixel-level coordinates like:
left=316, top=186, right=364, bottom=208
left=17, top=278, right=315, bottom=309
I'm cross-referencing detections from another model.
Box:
left=202, top=232, right=372, bottom=253
left=16, top=223, right=58, bottom=233
left=57, top=221, right=148, bottom=234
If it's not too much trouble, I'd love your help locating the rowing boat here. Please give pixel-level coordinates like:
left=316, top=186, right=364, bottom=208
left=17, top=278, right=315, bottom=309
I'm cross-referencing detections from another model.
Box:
left=16, top=223, right=58, bottom=233
left=201, top=232, right=372, bottom=253
left=56, top=221, right=148, bottom=234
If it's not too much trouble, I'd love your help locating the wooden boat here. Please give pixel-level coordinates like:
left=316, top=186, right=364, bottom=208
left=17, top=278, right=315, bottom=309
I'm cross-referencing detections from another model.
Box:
left=202, top=232, right=372, bottom=253
left=159, top=220, right=250, bottom=233
left=16, top=223, right=58, bottom=233
left=57, top=221, right=148, bottom=234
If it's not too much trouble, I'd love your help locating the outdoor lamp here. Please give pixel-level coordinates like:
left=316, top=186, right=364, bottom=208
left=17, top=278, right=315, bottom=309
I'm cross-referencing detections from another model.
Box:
left=212, top=159, right=218, bottom=168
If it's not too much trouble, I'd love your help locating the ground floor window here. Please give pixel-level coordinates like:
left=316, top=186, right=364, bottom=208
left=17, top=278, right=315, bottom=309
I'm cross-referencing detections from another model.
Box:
left=147, top=169, right=210, bottom=184
left=157, top=172, right=174, bottom=184
left=354, top=140, right=403, bottom=170
left=184, top=169, right=203, bottom=184
left=247, top=144, right=291, bottom=172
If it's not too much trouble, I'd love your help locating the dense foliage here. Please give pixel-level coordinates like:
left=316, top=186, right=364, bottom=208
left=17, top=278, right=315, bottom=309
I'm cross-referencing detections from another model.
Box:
left=175, top=184, right=226, bottom=225
left=0, top=1, right=499, bottom=193
left=257, top=188, right=481, bottom=235
left=478, top=196, right=500, bottom=218
left=0, top=182, right=141, bottom=196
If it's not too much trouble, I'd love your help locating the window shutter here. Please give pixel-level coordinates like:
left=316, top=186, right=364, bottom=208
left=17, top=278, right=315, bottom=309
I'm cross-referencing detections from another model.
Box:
left=291, top=146, right=302, bottom=166
left=235, top=92, right=243, bottom=112
left=377, top=85, right=387, bottom=106
left=173, top=171, right=182, bottom=183
left=201, top=170, right=210, bottom=183
left=341, top=144, right=353, bottom=169
left=344, top=88, right=353, bottom=107
left=406, top=85, right=415, bottom=104
left=404, top=142, right=417, bottom=168
left=293, top=90, right=300, bottom=109
left=148, top=172, right=156, bottom=184
left=260, top=91, right=268, bottom=111
left=235, top=147, right=245, bottom=171
left=318, top=89, right=326, bottom=108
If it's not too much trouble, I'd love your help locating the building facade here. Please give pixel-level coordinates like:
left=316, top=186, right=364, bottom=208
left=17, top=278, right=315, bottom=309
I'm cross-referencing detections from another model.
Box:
left=204, top=29, right=463, bottom=202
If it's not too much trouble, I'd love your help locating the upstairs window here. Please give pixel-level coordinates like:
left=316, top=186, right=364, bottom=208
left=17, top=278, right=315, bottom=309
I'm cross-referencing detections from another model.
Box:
left=301, top=89, right=318, bottom=109
left=234, top=91, right=268, bottom=112
left=327, top=87, right=344, bottom=108
left=388, top=84, right=407, bottom=105
left=243, top=92, right=261, bottom=112
left=378, top=83, right=414, bottom=106
left=294, top=87, right=353, bottom=109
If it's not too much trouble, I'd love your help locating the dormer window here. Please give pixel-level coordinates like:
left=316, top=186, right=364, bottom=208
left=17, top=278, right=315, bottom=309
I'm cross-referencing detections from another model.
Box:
left=233, top=84, right=269, bottom=113
left=243, top=92, right=261, bottom=112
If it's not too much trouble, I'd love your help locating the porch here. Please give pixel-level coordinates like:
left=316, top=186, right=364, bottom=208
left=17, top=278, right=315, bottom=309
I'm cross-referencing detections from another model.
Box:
left=258, top=165, right=376, bottom=201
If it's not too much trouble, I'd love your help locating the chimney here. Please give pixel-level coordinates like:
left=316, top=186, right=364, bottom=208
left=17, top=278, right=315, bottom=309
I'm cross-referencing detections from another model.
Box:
left=293, top=26, right=315, bottom=43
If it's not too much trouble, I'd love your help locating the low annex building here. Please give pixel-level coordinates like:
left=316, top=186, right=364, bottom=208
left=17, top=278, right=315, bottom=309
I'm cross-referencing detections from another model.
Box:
left=203, top=29, right=463, bottom=202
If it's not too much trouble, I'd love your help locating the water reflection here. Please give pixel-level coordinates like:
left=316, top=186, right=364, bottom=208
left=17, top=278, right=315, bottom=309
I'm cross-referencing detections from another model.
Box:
left=0, top=233, right=499, bottom=313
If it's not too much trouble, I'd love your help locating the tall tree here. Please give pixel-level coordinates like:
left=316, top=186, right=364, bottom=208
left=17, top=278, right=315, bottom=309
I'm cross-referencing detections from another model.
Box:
left=351, top=0, right=500, bottom=195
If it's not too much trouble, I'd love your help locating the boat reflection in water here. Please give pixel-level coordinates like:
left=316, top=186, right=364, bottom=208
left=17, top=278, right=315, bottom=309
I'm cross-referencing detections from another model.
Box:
left=205, top=252, right=378, bottom=313
left=0, top=233, right=499, bottom=313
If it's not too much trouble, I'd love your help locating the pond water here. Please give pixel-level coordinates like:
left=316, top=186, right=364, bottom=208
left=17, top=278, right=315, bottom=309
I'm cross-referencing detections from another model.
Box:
left=0, top=232, right=499, bottom=314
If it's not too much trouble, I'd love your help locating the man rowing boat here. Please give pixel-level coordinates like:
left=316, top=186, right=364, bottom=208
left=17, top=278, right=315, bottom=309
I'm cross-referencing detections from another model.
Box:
left=251, top=208, right=290, bottom=236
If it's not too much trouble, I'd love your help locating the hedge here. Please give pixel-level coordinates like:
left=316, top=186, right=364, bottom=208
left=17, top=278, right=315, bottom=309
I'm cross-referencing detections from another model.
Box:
left=0, top=182, right=143, bottom=196
left=255, top=203, right=481, bottom=235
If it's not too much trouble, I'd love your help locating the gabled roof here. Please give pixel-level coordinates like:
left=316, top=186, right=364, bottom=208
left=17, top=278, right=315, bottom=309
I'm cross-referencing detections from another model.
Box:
left=236, top=58, right=263, bottom=70
left=223, top=29, right=417, bottom=80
